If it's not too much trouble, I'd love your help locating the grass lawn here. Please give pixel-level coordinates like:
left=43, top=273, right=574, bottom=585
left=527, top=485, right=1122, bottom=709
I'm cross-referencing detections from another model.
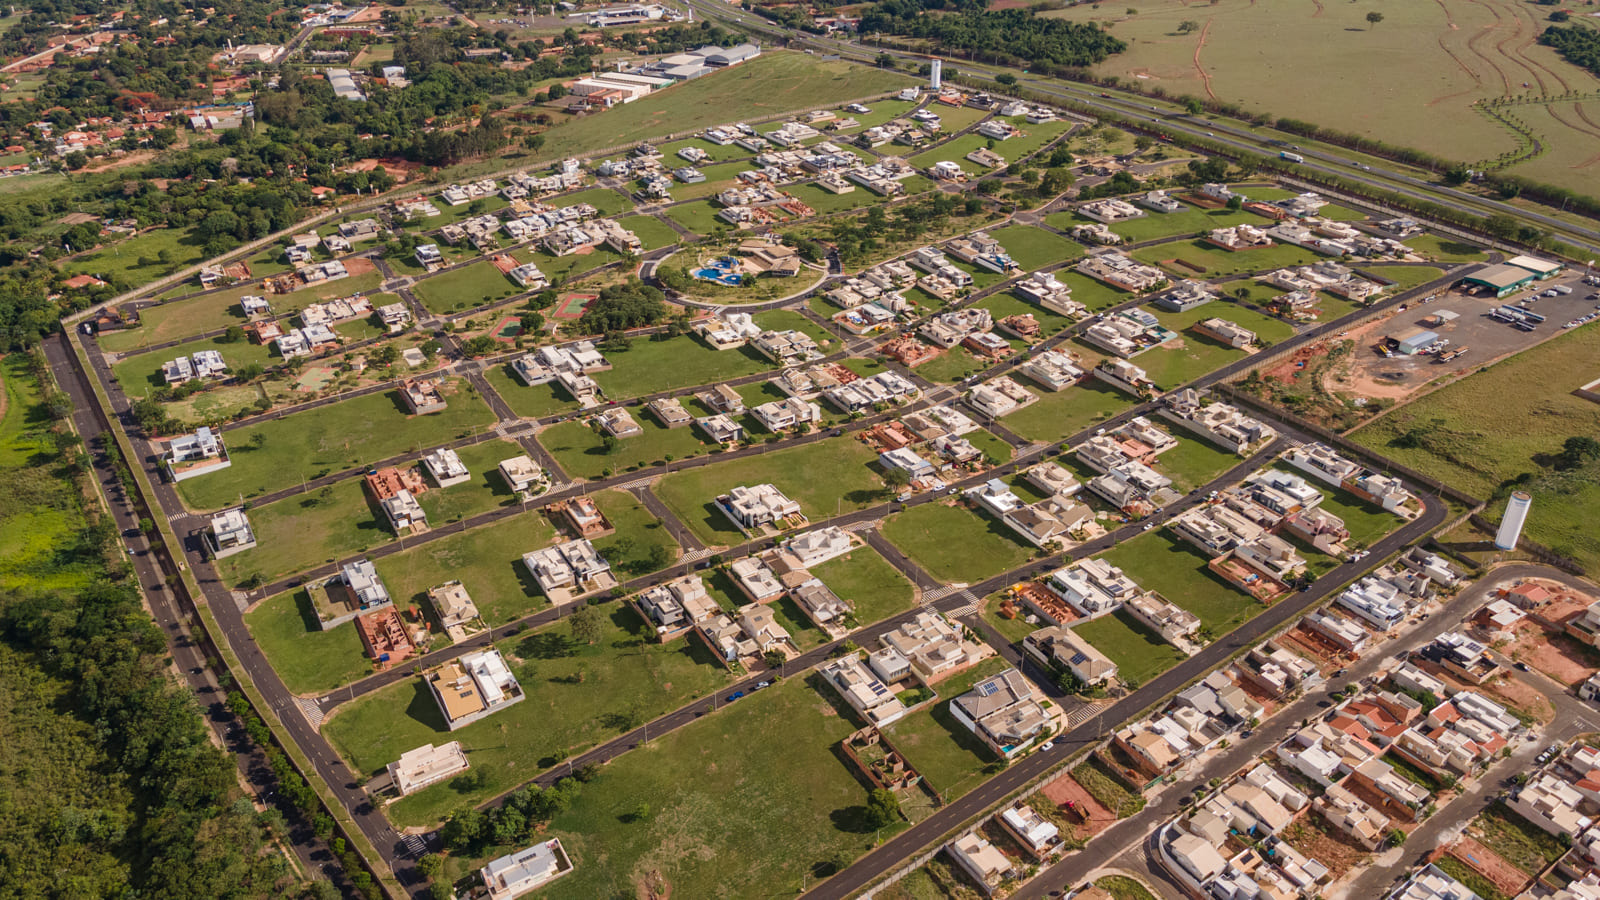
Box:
left=914, top=346, right=989, bottom=385
left=662, top=200, right=725, bottom=237
left=554, top=187, right=632, bottom=217
left=811, top=543, right=917, bottom=627
left=534, top=51, right=915, bottom=161
left=1131, top=240, right=1322, bottom=279
left=1074, top=611, right=1187, bottom=689
left=592, top=489, right=680, bottom=579
left=99, top=287, right=259, bottom=353
left=656, top=136, right=754, bottom=164
left=112, top=335, right=277, bottom=395
left=884, top=657, right=1012, bottom=798
left=788, top=182, right=889, bottom=216
left=1102, top=532, right=1259, bottom=634
left=1350, top=323, right=1600, bottom=570
left=517, top=675, right=885, bottom=899
left=615, top=214, right=682, bottom=251
left=1406, top=233, right=1489, bottom=263
left=975, top=292, right=1078, bottom=340
left=244, top=589, right=374, bottom=695
left=413, top=438, right=528, bottom=525
left=990, top=224, right=1085, bottom=271
left=326, top=603, right=734, bottom=829
left=753, top=309, right=841, bottom=355
left=374, top=511, right=556, bottom=624
left=1058, top=206, right=1257, bottom=243
left=594, top=334, right=774, bottom=399
left=216, top=478, right=385, bottom=587
left=1001, top=380, right=1134, bottom=444
left=483, top=365, right=581, bottom=420
left=1362, top=264, right=1448, bottom=293
left=880, top=502, right=1035, bottom=584
left=1156, top=436, right=1245, bottom=492
left=654, top=438, right=888, bottom=546
left=1473, top=802, right=1567, bottom=874
left=1071, top=756, right=1145, bottom=817
left=540, top=416, right=714, bottom=481
left=175, top=379, right=497, bottom=511
left=1098, top=875, right=1161, bottom=900
left=965, top=427, right=1015, bottom=465
left=1136, top=302, right=1297, bottom=389
left=1433, top=859, right=1508, bottom=900
left=60, top=226, right=208, bottom=288
left=1057, top=271, right=1133, bottom=313
left=411, top=261, right=522, bottom=315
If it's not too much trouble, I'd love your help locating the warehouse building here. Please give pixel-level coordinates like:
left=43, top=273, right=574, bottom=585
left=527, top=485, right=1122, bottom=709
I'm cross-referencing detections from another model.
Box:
left=1461, top=264, right=1536, bottom=298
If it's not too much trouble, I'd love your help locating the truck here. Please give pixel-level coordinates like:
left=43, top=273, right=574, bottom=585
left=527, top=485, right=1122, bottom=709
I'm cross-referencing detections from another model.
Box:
left=1280, top=151, right=1305, bottom=164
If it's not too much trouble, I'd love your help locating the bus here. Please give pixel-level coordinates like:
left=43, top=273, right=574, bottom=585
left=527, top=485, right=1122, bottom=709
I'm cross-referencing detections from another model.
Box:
left=1280, top=151, right=1305, bottom=164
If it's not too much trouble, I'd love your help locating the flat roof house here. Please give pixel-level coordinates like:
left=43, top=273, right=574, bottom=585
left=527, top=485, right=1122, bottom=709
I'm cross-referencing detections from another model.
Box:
left=380, top=489, right=427, bottom=533
left=164, top=427, right=231, bottom=482
left=498, top=455, right=547, bottom=495
left=422, top=447, right=470, bottom=487
left=427, top=648, right=525, bottom=731
left=207, top=508, right=256, bottom=559
left=480, top=840, right=574, bottom=899
left=634, top=575, right=719, bottom=641
left=400, top=378, right=447, bottom=414
left=387, top=741, right=469, bottom=796
left=819, top=654, right=908, bottom=725
left=521, top=540, right=613, bottom=598
left=718, top=483, right=803, bottom=535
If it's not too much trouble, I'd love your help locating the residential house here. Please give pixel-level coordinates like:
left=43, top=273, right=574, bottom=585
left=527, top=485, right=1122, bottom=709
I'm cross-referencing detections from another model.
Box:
left=950, top=668, right=1053, bottom=759
left=422, top=448, right=470, bottom=487
left=695, top=414, right=743, bottom=445
left=206, top=508, right=256, bottom=559
left=497, top=456, right=547, bottom=495
left=427, top=648, right=524, bottom=731
left=427, top=581, right=480, bottom=631
left=718, top=484, right=803, bottom=534
left=400, top=378, right=447, bottom=414
left=520, top=540, right=613, bottom=597
left=634, top=575, right=719, bottom=641
left=479, top=839, right=573, bottom=899
left=819, top=654, right=907, bottom=725
left=388, top=742, right=470, bottom=797
left=1023, top=625, right=1118, bottom=685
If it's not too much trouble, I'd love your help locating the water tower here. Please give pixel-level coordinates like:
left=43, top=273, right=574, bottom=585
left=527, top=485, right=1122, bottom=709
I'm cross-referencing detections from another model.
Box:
left=1494, top=491, right=1532, bottom=551
left=929, top=58, right=942, bottom=91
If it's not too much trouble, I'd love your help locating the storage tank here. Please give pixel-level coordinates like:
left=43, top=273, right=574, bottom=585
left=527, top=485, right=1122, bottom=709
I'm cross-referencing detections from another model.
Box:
left=929, top=58, right=942, bottom=90
left=1494, top=491, right=1532, bottom=551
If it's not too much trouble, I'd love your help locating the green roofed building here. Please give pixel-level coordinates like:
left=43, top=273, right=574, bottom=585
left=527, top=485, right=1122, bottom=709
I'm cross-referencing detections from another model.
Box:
left=1462, top=263, right=1536, bottom=298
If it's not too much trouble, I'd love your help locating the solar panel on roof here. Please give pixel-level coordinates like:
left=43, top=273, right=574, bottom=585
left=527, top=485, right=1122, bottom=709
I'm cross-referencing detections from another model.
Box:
left=975, top=681, right=998, bottom=697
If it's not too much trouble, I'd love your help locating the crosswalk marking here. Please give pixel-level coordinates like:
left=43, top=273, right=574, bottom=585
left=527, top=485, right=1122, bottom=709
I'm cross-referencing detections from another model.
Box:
left=618, top=476, right=657, bottom=490
left=941, top=590, right=980, bottom=617
left=842, top=520, right=878, bottom=533
left=679, top=547, right=718, bottom=564
left=401, top=834, right=426, bottom=857
left=921, top=584, right=964, bottom=605
left=297, top=697, right=325, bottom=729
left=166, top=511, right=194, bottom=523
left=1064, top=700, right=1113, bottom=729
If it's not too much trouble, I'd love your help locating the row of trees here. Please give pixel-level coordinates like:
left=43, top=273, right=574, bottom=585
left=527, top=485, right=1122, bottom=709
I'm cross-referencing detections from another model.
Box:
left=859, top=2, right=1126, bottom=70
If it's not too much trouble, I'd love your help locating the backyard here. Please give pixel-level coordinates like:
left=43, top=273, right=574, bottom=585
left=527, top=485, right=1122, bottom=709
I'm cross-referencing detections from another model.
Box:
left=884, top=657, right=1013, bottom=800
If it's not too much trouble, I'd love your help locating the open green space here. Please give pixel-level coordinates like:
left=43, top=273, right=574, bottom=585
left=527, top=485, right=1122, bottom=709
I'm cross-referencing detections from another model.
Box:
left=654, top=438, right=887, bottom=546
left=59, top=226, right=209, bottom=288
left=753, top=309, right=839, bottom=354
left=810, top=542, right=917, bottom=627
left=520, top=675, right=886, bottom=899
left=374, top=510, right=556, bottom=625
left=656, top=136, right=754, bottom=164
left=553, top=187, right=632, bottom=217
left=1361, top=264, right=1448, bottom=293
left=615, top=214, right=682, bottom=251
left=884, top=657, right=1012, bottom=798
left=1054, top=206, right=1256, bottom=243
left=174, top=379, right=497, bottom=510
left=990, top=224, right=1085, bottom=271
left=111, top=335, right=276, bottom=394
left=591, top=489, right=680, bottom=579
left=99, top=287, right=260, bottom=353
left=1137, top=301, right=1297, bottom=389
left=789, top=180, right=895, bottom=215
left=325, top=603, right=733, bottom=828
left=533, top=51, right=915, bottom=161
left=1131, top=239, right=1322, bottom=279
left=595, top=334, right=774, bottom=399
left=216, top=478, right=383, bottom=587
left=880, top=502, right=1035, bottom=584
left=539, top=416, right=713, bottom=481
left=1405, top=233, right=1489, bottom=264
left=662, top=199, right=726, bottom=237
left=964, top=427, right=1015, bottom=466
left=1156, top=436, right=1245, bottom=492
left=483, top=365, right=581, bottom=420
left=1351, top=321, right=1600, bottom=571
left=1074, top=611, right=1187, bottom=689
left=982, top=598, right=1040, bottom=647
left=1058, top=271, right=1133, bottom=313
left=243, top=589, right=374, bottom=695
left=1001, top=380, right=1134, bottom=445
left=913, top=346, right=989, bottom=385
left=1472, top=802, right=1567, bottom=875
left=1101, top=532, right=1257, bottom=635
left=411, top=261, right=521, bottom=315
left=974, top=292, right=1078, bottom=340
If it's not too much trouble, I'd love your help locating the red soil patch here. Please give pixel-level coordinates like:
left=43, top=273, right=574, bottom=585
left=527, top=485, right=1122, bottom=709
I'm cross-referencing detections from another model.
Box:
left=343, top=256, right=377, bottom=277
left=1503, top=620, right=1597, bottom=685
left=1440, top=837, right=1532, bottom=897
left=1264, top=343, right=1329, bottom=382
left=1040, top=775, right=1117, bottom=841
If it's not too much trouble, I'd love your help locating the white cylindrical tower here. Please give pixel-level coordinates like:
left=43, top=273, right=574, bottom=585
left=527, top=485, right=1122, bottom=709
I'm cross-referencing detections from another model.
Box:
left=1495, top=490, right=1532, bottom=550
left=929, top=58, right=942, bottom=90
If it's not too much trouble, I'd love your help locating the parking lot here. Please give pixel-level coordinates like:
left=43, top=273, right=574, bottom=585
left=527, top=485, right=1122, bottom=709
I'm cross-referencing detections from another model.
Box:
left=1337, top=272, right=1600, bottom=397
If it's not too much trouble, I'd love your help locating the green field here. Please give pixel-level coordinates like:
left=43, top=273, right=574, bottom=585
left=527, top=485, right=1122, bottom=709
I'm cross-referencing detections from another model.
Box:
left=112, top=335, right=276, bottom=394
left=1362, top=264, right=1448, bottom=293
left=539, top=416, right=714, bottom=481
left=1404, top=234, right=1490, bottom=264
left=880, top=502, right=1035, bottom=584
left=1156, top=436, right=1245, bottom=492
left=324, top=604, right=734, bottom=828
left=990, top=224, right=1085, bottom=271
left=411, top=261, right=521, bottom=315
left=884, top=657, right=1013, bottom=798
left=373, top=510, right=557, bottom=625
left=59, top=226, right=208, bottom=288
left=1051, top=206, right=1257, bottom=243
left=483, top=366, right=581, bottom=420
left=1001, top=380, right=1135, bottom=444
left=1101, top=533, right=1257, bottom=635
left=554, top=187, right=633, bottom=217
left=1138, top=301, right=1297, bottom=389
left=594, top=333, right=774, bottom=399
left=653, top=438, right=887, bottom=546
left=615, top=214, right=682, bottom=251
left=974, top=293, right=1079, bottom=341
left=244, top=589, right=374, bottom=695
left=1073, top=611, right=1187, bottom=689
left=99, top=287, right=259, bottom=353
left=534, top=51, right=916, bottom=161
left=174, top=379, right=497, bottom=510
left=521, top=675, right=888, bottom=899
left=810, top=543, right=918, bottom=626
left=1131, top=239, right=1322, bottom=280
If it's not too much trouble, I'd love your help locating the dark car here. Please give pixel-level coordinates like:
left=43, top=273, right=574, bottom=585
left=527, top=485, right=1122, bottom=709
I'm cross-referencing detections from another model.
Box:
left=727, top=691, right=745, bottom=702
left=1514, top=662, right=1530, bottom=672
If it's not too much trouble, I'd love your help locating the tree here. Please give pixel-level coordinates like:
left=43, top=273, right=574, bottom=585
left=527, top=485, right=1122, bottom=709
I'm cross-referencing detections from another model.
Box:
left=762, top=649, right=787, bottom=669
left=631, top=801, right=652, bottom=822
left=1366, top=11, right=1384, bottom=28
left=416, top=854, right=445, bottom=879
left=1183, top=97, right=1204, bottom=115
left=1226, top=195, right=1244, bottom=211
left=221, top=325, right=247, bottom=344
left=441, top=809, right=484, bottom=851
left=1559, top=435, right=1600, bottom=469
left=1443, top=165, right=1471, bottom=186
left=569, top=603, right=604, bottom=645
left=876, top=52, right=895, bottom=68
left=1177, top=19, right=1200, bottom=33
left=883, top=467, right=911, bottom=489
left=996, top=73, right=1018, bottom=86
left=863, top=788, right=902, bottom=829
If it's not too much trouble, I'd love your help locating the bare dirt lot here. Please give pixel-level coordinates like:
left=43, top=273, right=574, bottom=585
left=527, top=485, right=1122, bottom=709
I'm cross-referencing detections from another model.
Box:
left=1041, top=774, right=1118, bottom=842
left=1442, top=836, right=1532, bottom=897
left=1282, top=817, right=1371, bottom=881
left=1502, top=620, right=1598, bottom=686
